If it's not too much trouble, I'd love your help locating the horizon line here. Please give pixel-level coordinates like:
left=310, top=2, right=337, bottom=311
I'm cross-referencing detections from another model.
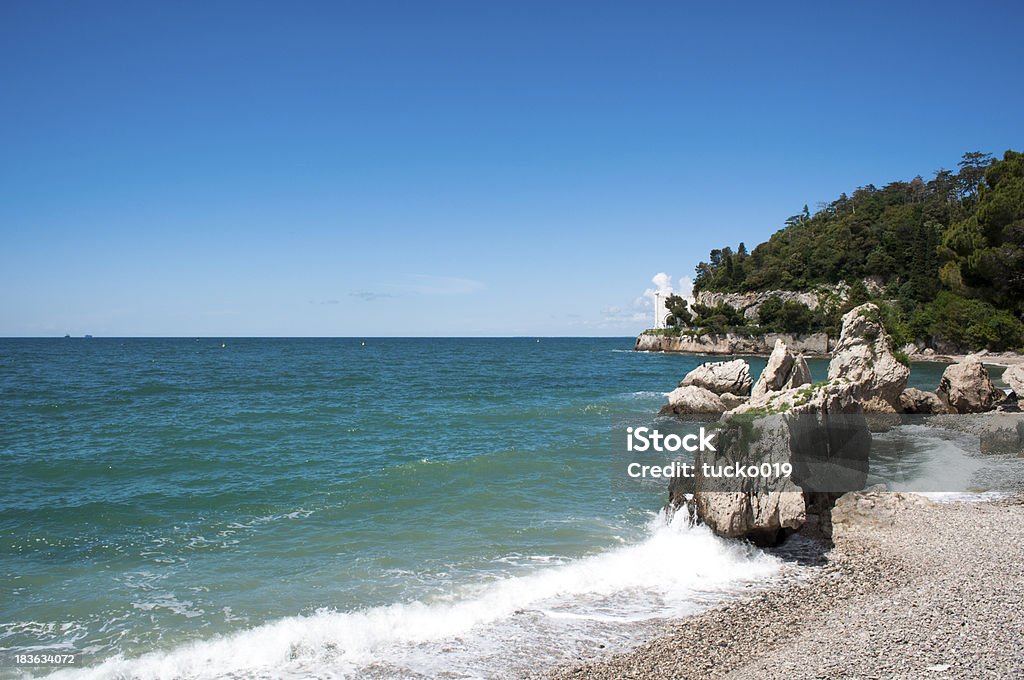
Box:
left=0, top=335, right=640, bottom=340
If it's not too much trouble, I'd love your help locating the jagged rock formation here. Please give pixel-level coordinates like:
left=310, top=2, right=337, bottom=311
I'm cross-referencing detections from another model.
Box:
left=826, top=303, right=910, bottom=411
left=670, top=303, right=895, bottom=544
left=672, top=404, right=871, bottom=545
left=679, top=359, right=752, bottom=396
left=676, top=370, right=871, bottom=544
left=750, top=339, right=811, bottom=401
left=667, top=414, right=808, bottom=545
left=937, top=358, right=1003, bottom=413
left=660, top=303, right=1016, bottom=545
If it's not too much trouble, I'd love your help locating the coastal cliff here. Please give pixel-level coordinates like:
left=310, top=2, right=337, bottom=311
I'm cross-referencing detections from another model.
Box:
left=635, top=331, right=833, bottom=356
left=693, top=289, right=829, bottom=321
left=685, top=151, right=1024, bottom=354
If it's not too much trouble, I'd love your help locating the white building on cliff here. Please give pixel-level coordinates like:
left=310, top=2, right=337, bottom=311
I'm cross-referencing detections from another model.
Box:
left=653, top=290, right=695, bottom=329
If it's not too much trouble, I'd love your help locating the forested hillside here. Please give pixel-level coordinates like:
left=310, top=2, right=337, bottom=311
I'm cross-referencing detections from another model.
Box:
left=684, top=150, right=1024, bottom=352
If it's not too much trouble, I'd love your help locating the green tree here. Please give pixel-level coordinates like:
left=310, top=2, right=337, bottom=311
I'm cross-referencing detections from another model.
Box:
left=958, top=151, right=995, bottom=200
left=663, top=294, right=692, bottom=327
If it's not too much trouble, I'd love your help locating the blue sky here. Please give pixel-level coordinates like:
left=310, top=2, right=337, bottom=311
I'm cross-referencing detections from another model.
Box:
left=2, top=1, right=1022, bottom=336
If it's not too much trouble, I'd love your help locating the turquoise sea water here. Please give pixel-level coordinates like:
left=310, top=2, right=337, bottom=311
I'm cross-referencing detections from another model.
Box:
left=0, top=338, right=964, bottom=678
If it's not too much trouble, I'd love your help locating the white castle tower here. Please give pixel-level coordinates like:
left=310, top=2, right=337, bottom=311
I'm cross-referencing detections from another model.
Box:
left=653, top=290, right=695, bottom=329
left=653, top=291, right=672, bottom=329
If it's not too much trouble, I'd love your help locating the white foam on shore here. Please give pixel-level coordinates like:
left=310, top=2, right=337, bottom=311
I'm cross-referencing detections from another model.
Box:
left=50, top=512, right=781, bottom=680
left=920, top=490, right=1009, bottom=503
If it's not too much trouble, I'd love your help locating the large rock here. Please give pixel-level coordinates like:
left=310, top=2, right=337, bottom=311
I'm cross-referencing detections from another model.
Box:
left=670, top=414, right=806, bottom=545
left=827, top=303, right=910, bottom=410
left=679, top=359, right=752, bottom=396
left=936, top=359, right=1002, bottom=413
left=677, top=378, right=871, bottom=545
left=831, top=489, right=934, bottom=530
left=674, top=404, right=871, bottom=545
left=898, top=388, right=946, bottom=415
left=688, top=487, right=806, bottom=545
left=1003, top=363, right=1024, bottom=397
left=750, top=339, right=812, bottom=400
left=659, top=385, right=726, bottom=415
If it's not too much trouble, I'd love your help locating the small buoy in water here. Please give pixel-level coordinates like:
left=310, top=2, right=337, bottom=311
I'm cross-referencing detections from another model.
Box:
left=361, top=341, right=365, bottom=347
left=221, top=343, right=226, bottom=348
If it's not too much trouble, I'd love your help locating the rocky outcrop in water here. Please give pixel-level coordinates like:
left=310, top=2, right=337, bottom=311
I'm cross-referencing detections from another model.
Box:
left=658, top=385, right=727, bottom=415
left=936, top=358, right=1003, bottom=413
left=750, top=339, right=811, bottom=401
left=728, top=305, right=905, bottom=418
left=679, top=359, right=752, bottom=396
left=668, top=414, right=807, bottom=545
left=673, top=404, right=871, bottom=545
left=669, top=303, right=890, bottom=545
left=826, top=304, right=909, bottom=411
left=675, top=372, right=871, bottom=544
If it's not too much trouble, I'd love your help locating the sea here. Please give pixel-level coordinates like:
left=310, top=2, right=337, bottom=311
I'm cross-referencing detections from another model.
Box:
left=0, top=338, right=1014, bottom=679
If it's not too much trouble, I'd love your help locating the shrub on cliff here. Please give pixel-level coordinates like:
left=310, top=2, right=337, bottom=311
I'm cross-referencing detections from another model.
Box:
left=756, top=297, right=822, bottom=334
left=690, top=301, right=745, bottom=334
left=909, top=292, right=1024, bottom=351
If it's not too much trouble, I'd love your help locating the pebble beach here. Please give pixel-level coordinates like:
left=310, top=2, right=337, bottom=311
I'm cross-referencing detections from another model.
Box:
left=547, top=496, right=1024, bottom=679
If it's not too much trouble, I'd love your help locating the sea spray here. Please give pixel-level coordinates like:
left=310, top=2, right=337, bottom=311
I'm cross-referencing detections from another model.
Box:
left=52, top=512, right=781, bottom=680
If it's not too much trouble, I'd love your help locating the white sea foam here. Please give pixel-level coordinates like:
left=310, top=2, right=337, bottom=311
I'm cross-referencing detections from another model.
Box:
left=920, top=490, right=1009, bottom=503
left=872, top=423, right=1024, bottom=500
left=50, top=512, right=781, bottom=680
left=623, top=390, right=671, bottom=399
left=886, top=426, right=984, bottom=493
